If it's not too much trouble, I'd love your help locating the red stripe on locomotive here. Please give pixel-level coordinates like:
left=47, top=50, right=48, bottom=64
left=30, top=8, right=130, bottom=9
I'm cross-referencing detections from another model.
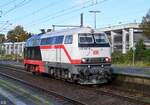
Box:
left=24, top=59, right=45, bottom=72
left=40, top=45, right=81, bottom=64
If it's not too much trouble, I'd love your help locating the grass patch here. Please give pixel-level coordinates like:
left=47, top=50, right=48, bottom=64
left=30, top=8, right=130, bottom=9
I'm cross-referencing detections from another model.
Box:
left=144, top=70, right=150, bottom=75
left=142, top=97, right=150, bottom=103
left=0, top=54, right=23, bottom=62
left=0, top=79, right=52, bottom=105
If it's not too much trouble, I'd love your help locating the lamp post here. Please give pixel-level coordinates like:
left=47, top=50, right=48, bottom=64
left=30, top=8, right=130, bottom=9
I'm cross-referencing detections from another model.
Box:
left=89, top=10, right=101, bottom=29
left=132, top=44, right=136, bottom=66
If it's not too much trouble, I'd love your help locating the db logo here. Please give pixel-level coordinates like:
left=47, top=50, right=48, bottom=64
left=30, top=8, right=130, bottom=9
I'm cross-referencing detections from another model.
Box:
left=93, top=50, right=99, bottom=55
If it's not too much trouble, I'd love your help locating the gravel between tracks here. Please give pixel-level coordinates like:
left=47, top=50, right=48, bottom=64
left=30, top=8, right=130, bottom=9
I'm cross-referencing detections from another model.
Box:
left=0, top=65, right=147, bottom=105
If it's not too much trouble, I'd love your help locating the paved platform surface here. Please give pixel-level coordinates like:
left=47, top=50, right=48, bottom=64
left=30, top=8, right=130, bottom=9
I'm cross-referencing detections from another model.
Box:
left=112, top=66, right=150, bottom=78
left=0, top=61, right=150, bottom=78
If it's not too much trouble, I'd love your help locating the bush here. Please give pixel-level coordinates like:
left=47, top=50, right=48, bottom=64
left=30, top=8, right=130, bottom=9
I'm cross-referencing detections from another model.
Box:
left=112, top=50, right=133, bottom=64
left=0, top=54, right=23, bottom=62
left=112, top=39, right=150, bottom=66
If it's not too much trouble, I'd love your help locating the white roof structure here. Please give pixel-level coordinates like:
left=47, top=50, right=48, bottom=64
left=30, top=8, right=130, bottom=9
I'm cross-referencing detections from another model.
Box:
left=95, top=23, right=140, bottom=32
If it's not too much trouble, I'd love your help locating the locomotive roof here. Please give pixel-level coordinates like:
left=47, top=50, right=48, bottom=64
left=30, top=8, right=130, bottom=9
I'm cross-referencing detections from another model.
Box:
left=41, top=27, right=92, bottom=38
left=25, top=27, right=105, bottom=47
left=25, top=33, right=42, bottom=47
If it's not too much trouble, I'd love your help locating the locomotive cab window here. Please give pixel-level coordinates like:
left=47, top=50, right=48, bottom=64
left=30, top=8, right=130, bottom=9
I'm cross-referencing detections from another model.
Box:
left=64, top=35, right=73, bottom=44
left=78, top=33, right=110, bottom=47
left=79, top=34, right=94, bottom=44
left=94, top=34, right=109, bottom=44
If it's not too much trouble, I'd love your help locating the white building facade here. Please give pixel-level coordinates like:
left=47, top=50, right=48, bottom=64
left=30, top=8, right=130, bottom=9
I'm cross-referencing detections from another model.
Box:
left=0, top=42, right=25, bottom=56
left=96, top=23, right=150, bottom=54
left=0, top=23, right=150, bottom=55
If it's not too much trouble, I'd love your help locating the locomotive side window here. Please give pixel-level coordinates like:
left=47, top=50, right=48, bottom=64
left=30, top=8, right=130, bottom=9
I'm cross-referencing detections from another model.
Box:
left=47, top=37, right=53, bottom=44
left=24, top=47, right=27, bottom=58
left=55, top=36, right=64, bottom=44
left=41, top=38, right=47, bottom=45
left=25, top=47, right=42, bottom=60
left=64, top=35, right=73, bottom=44
left=51, top=37, right=57, bottom=44
left=41, top=35, right=64, bottom=45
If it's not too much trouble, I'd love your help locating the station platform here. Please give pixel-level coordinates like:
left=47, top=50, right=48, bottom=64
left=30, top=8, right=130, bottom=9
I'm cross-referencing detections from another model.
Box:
left=112, top=66, right=150, bottom=78
left=0, top=61, right=150, bottom=78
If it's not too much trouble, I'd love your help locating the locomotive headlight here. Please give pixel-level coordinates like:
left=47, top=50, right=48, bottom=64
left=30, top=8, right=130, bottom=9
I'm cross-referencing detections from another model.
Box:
left=81, top=58, right=86, bottom=63
left=105, top=57, right=111, bottom=63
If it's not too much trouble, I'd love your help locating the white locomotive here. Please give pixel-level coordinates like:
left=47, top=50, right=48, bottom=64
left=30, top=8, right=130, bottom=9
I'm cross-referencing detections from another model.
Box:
left=24, top=27, right=112, bottom=84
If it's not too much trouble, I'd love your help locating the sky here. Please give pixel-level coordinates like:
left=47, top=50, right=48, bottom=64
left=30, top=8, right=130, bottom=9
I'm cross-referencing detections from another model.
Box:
left=0, top=0, right=150, bottom=34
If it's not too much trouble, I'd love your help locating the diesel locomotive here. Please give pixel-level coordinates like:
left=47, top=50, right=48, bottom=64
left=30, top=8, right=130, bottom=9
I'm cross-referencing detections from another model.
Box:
left=24, top=27, right=112, bottom=84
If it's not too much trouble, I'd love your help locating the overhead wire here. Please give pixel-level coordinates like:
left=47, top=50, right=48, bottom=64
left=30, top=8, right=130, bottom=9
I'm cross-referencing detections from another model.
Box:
left=0, top=21, right=12, bottom=32
left=3, top=0, right=32, bottom=16
left=0, top=0, right=17, bottom=8
left=24, top=0, right=93, bottom=27
left=54, top=12, right=82, bottom=25
left=10, top=0, right=65, bottom=21
left=0, top=21, right=9, bottom=31
left=25, top=0, right=108, bottom=28
left=0, top=0, right=108, bottom=33
left=0, top=0, right=32, bottom=33
left=0, top=21, right=9, bottom=23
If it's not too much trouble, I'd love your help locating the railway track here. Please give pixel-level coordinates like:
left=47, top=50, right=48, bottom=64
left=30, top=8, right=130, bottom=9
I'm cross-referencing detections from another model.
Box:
left=94, top=87, right=150, bottom=105
left=0, top=64, right=149, bottom=105
left=0, top=65, right=85, bottom=105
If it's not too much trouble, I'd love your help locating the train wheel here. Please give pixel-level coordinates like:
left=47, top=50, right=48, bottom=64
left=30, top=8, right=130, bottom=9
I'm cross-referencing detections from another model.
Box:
left=64, top=70, right=68, bottom=80
left=53, top=68, right=57, bottom=79
left=61, top=69, right=66, bottom=80
left=67, top=72, right=74, bottom=83
left=25, top=65, right=30, bottom=72
left=32, top=71, right=36, bottom=75
left=49, top=67, right=54, bottom=78
left=58, top=69, right=62, bottom=79
left=55, top=69, right=61, bottom=79
left=54, top=69, right=58, bottom=79
left=31, top=65, right=39, bottom=75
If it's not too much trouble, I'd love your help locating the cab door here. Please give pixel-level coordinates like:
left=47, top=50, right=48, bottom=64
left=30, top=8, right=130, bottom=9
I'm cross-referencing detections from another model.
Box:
left=56, top=36, right=64, bottom=63
left=61, top=35, right=73, bottom=63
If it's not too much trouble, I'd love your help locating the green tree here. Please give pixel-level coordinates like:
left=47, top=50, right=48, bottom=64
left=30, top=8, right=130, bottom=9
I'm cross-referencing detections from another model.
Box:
left=0, top=34, right=5, bottom=43
left=135, top=39, right=146, bottom=61
left=140, top=9, right=150, bottom=39
left=7, top=25, right=30, bottom=42
left=135, top=39, right=146, bottom=51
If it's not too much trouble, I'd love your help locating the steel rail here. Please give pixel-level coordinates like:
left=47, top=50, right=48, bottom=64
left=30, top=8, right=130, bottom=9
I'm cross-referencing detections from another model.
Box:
left=0, top=65, right=86, bottom=105
left=0, top=64, right=149, bottom=105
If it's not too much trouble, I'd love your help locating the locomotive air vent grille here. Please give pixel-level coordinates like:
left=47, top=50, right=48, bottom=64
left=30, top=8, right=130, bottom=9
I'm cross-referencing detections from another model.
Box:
left=84, top=57, right=105, bottom=63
